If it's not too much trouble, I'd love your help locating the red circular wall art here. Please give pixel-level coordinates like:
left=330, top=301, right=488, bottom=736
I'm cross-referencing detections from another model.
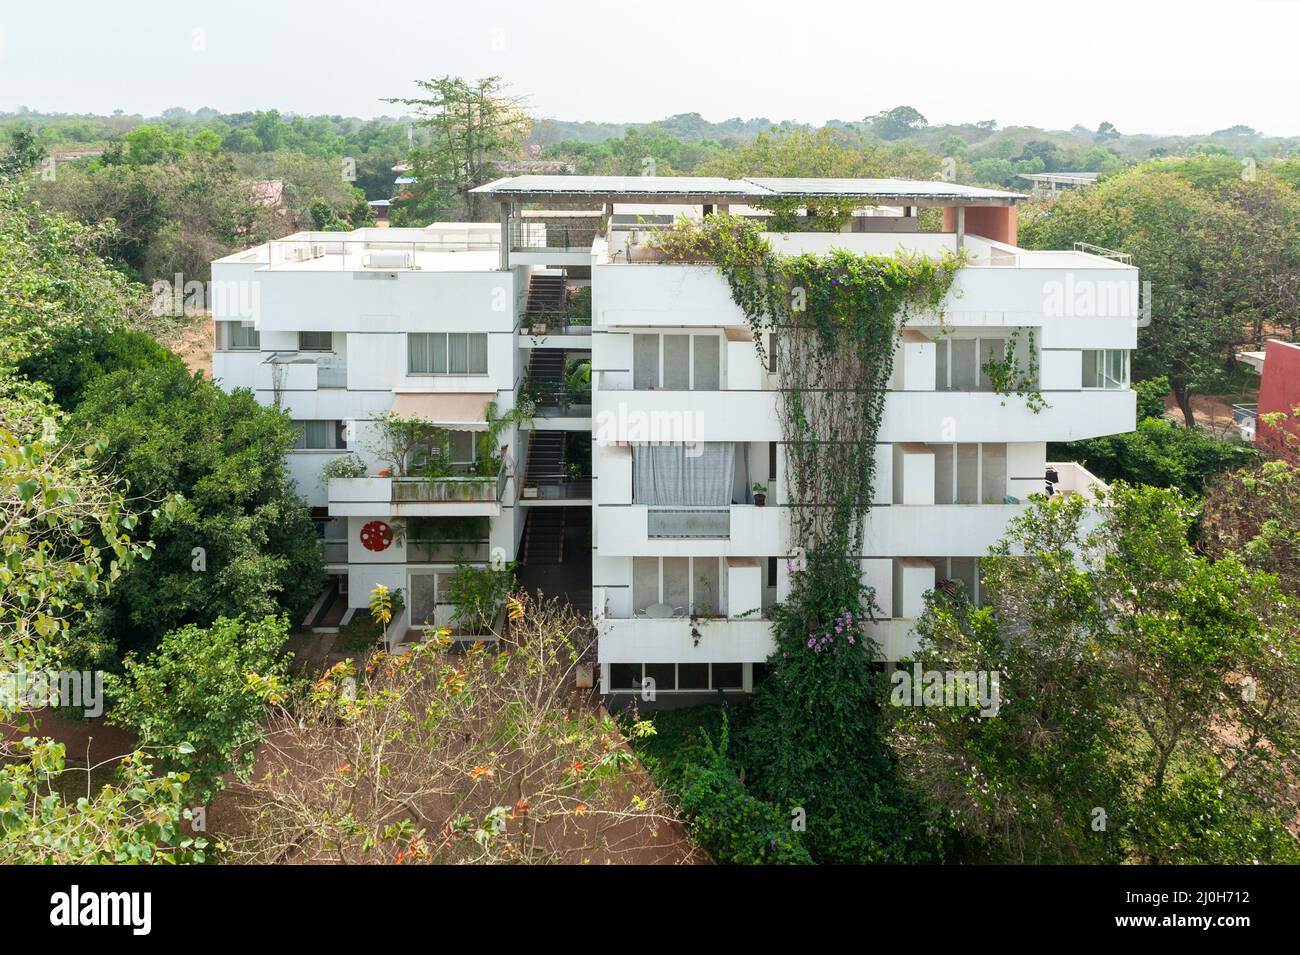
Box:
left=359, top=520, right=393, bottom=552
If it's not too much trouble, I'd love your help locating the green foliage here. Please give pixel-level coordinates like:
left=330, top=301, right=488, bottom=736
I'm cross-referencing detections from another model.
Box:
left=0, top=177, right=152, bottom=369
left=1052, top=416, right=1259, bottom=495
left=1134, top=374, right=1170, bottom=420
left=979, top=327, right=1046, bottom=413
left=675, top=714, right=812, bottom=864
left=0, top=742, right=207, bottom=864
left=18, top=326, right=185, bottom=409
left=892, top=486, right=1300, bottom=864
left=64, top=361, right=323, bottom=665
left=653, top=212, right=960, bottom=862
left=108, top=614, right=291, bottom=803
left=444, top=562, right=516, bottom=634
left=1019, top=162, right=1300, bottom=423
left=1202, top=459, right=1300, bottom=596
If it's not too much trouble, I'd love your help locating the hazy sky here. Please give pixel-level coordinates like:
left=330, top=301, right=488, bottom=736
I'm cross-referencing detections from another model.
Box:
left=1, top=0, right=1297, bottom=135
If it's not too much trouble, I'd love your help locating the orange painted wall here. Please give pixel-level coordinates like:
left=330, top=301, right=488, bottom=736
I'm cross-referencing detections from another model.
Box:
left=940, top=206, right=1018, bottom=245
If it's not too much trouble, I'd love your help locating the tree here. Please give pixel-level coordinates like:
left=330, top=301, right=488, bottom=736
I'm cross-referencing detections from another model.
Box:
left=385, top=75, right=529, bottom=220
left=1201, top=459, right=1300, bottom=596
left=0, top=124, right=46, bottom=178
left=63, top=361, right=323, bottom=666
left=1018, top=167, right=1251, bottom=425
left=0, top=382, right=203, bottom=863
left=1095, top=121, right=1120, bottom=142
left=108, top=615, right=292, bottom=803
left=871, top=106, right=928, bottom=140
left=221, top=594, right=698, bottom=864
left=890, top=486, right=1300, bottom=864
left=1051, top=416, right=1259, bottom=494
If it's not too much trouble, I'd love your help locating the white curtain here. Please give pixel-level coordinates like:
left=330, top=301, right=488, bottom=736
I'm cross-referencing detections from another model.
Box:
left=633, top=443, right=735, bottom=505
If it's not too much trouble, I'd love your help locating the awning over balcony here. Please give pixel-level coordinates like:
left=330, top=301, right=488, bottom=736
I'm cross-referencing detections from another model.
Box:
left=391, top=392, right=494, bottom=430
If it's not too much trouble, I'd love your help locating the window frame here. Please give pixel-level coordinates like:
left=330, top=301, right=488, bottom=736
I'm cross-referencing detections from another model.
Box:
left=1081, top=349, right=1130, bottom=390
left=298, top=330, right=333, bottom=352
left=631, top=331, right=723, bottom=390
left=407, top=332, right=489, bottom=376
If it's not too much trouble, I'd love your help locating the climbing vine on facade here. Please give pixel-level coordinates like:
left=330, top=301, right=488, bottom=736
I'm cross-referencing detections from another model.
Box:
left=651, top=214, right=964, bottom=861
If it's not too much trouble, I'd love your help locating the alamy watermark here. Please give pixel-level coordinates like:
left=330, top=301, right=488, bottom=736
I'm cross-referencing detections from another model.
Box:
left=1, top=668, right=104, bottom=717
left=890, top=662, right=1001, bottom=717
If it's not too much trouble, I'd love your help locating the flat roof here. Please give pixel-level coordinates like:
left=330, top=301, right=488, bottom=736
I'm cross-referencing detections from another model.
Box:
left=473, top=175, right=1025, bottom=206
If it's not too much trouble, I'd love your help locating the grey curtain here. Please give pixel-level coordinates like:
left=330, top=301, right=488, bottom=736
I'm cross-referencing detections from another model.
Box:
left=633, top=442, right=735, bottom=505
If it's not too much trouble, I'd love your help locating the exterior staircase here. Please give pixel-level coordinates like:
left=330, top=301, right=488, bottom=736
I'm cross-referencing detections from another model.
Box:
left=524, top=429, right=565, bottom=492
left=520, top=508, right=565, bottom=564
left=524, top=271, right=565, bottom=328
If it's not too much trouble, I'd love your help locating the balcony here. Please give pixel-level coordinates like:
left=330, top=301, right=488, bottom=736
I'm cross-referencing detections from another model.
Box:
left=328, top=472, right=508, bottom=517
left=597, top=504, right=784, bottom=557
left=647, top=507, right=731, bottom=539
left=258, top=351, right=347, bottom=390
left=522, top=377, right=592, bottom=417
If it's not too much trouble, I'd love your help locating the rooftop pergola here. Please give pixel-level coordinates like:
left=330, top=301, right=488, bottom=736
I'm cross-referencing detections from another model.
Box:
left=471, top=175, right=1027, bottom=267
left=472, top=174, right=1024, bottom=207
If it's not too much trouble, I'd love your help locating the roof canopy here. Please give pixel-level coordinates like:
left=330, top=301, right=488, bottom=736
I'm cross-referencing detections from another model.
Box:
left=472, top=175, right=1024, bottom=207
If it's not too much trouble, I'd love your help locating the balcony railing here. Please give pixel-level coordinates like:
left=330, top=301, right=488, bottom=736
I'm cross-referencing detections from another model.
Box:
left=321, top=539, right=348, bottom=563
left=407, top=540, right=490, bottom=562
left=264, top=351, right=347, bottom=388
left=523, top=476, right=593, bottom=500
left=520, top=312, right=592, bottom=336
left=523, top=378, right=592, bottom=415
left=647, top=507, right=731, bottom=539
left=391, top=470, right=507, bottom=503
left=510, top=220, right=602, bottom=251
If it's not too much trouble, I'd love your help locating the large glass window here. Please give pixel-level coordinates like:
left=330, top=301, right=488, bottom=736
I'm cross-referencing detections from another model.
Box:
left=936, top=335, right=1023, bottom=391
left=933, top=443, right=1009, bottom=504
left=630, top=332, right=721, bottom=390
left=408, top=333, right=488, bottom=375
left=291, top=420, right=344, bottom=450
left=218, top=321, right=260, bottom=350
left=631, top=556, right=725, bottom=616
left=1082, top=349, right=1129, bottom=389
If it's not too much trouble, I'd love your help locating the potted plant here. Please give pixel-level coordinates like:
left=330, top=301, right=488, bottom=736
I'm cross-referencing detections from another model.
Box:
left=752, top=482, right=768, bottom=506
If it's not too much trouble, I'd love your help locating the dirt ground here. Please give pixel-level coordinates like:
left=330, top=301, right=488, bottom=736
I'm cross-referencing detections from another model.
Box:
left=162, top=316, right=214, bottom=378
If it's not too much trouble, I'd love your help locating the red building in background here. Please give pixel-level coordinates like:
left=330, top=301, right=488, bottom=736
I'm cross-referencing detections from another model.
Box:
left=1239, top=339, right=1300, bottom=464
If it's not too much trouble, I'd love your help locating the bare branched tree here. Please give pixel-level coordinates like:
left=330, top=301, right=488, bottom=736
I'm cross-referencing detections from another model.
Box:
left=219, top=593, right=702, bottom=864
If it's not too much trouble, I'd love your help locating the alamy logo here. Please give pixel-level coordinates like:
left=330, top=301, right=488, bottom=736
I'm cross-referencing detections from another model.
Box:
left=1042, top=274, right=1139, bottom=318
left=49, top=886, right=152, bottom=935
left=890, top=662, right=1001, bottom=717
left=0, top=668, right=103, bottom=717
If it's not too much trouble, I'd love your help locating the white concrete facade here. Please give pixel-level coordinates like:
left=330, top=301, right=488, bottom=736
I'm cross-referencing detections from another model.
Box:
left=209, top=183, right=1135, bottom=693
left=210, top=226, right=529, bottom=630
left=588, top=224, right=1135, bottom=695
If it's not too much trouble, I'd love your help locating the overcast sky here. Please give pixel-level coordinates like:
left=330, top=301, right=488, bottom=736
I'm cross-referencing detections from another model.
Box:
left=1, top=0, right=1297, bottom=135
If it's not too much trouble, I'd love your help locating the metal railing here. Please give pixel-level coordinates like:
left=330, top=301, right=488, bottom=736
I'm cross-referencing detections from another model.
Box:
left=522, top=378, right=592, bottom=414
left=1073, top=241, right=1133, bottom=265
left=264, top=351, right=347, bottom=388
left=523, top=475, right=593, bottom=500
left=510, top=221, right=602, bottom=251
left=520, top=312, right=593, bottom=336
left=647, top=507, right=731, bottom=539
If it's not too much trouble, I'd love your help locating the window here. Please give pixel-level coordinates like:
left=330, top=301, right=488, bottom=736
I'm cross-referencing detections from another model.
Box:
left=291, top=420, right=345, bottom=450
left=219, top=321, right=259, bottom=350
left=631, top=332, right=722, bottom=390
left=298, top=331, right=333, bottom=352
left=607, top=663, right=746, bottom=692
left=1082, top=349, right=1129, bottom=389
left=930, top=557, right=982, bottom=604
left=933, top=443, right=1009, bottom=504
left=408, top=333, right=488, bottom=375
left=936, top=335, right=1022, bottom=391
left=409, top=429, right=477, bottom=472
left=632, top=556, right=725, bottom=616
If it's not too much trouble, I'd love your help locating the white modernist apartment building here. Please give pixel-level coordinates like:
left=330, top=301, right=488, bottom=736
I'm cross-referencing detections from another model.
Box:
left=210, top=175, right=1137, bottom=699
